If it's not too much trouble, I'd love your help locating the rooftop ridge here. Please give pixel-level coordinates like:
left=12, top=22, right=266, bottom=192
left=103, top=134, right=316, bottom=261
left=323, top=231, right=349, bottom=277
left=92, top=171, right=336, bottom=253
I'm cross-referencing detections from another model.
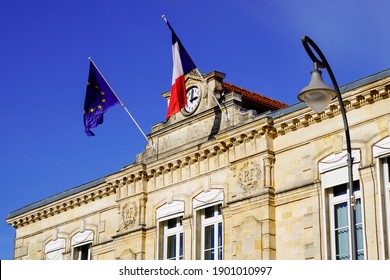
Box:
left=339, top=68, right=390, bottom=93
left=222, top=82, right=288, bottom=109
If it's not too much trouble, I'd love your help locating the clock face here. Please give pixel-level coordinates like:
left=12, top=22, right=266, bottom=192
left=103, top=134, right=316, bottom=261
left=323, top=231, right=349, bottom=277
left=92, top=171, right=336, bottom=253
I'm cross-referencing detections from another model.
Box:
left=184, top=86, right=200, bottom=113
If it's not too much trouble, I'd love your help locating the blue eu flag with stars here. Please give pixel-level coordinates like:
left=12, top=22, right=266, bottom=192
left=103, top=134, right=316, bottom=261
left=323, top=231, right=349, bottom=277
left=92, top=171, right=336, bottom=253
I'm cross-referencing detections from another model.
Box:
left=83, top=61, right=120, bottom=136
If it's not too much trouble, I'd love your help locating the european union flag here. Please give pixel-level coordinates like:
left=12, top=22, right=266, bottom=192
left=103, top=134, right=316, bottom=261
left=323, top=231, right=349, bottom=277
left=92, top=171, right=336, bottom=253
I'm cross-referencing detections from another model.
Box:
left=83, top=61, right=120, bottom=136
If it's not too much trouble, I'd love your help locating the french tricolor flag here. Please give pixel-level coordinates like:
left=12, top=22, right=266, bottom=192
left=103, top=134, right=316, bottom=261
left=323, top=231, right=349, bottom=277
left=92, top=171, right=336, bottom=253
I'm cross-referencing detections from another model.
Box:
left=165, top=19, right=197, bottom=120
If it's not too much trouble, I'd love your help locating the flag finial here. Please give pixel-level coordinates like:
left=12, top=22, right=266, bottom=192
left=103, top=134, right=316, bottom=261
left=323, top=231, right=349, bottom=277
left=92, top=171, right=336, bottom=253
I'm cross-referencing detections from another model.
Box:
left=161, top=15, right=167, bottom=23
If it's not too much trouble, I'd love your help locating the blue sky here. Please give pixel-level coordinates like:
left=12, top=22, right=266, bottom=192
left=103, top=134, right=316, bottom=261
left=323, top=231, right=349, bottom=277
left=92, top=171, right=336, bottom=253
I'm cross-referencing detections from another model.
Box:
left=1, top=0, right=389, bottom=260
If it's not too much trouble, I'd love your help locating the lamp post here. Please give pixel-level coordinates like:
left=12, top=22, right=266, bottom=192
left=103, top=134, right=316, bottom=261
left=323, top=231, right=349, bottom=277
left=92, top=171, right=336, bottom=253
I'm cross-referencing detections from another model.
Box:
left=298, top=36, right=357, bottom=260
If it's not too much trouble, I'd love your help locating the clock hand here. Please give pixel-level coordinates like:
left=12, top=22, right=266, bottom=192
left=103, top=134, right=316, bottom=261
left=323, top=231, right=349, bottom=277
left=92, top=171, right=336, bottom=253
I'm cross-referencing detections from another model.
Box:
left=190, top=96, right=198, bottom=103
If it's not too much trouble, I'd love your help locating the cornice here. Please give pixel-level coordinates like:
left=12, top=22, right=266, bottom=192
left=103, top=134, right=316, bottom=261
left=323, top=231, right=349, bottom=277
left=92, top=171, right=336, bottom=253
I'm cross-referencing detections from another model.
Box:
left=7, top=182, right=117, bottom=229
left=274, top=80, right=390, bottom=135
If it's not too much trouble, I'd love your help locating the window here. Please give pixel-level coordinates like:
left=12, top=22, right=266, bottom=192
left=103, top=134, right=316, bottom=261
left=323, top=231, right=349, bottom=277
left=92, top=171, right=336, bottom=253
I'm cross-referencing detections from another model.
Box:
left=163, top=217, right=184, bottom=260
left=329, top=182, right=364, bottom=260
left=156, top=201, right=184, bottom=260
left=193, top=189, right=224, bottom=260
left=319, top=150, right=364, bottom=260
left=71, top=230, right=93, bottom=260
left=382, top=156, right=390, bottom=257
left=72, top=243, right=91, bottom=260
left=201, top=204, right=223, bottom=260
left=373, top=137, right=390, bottom=258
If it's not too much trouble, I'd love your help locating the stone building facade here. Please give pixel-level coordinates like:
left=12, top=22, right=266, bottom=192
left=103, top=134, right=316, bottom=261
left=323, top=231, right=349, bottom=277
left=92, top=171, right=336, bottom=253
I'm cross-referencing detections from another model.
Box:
left=6, top=69, right=390, bottom=260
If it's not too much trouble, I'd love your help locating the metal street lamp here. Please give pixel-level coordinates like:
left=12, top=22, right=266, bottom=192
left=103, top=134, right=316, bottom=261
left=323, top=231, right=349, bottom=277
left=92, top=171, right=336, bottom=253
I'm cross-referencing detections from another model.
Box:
left=298, top=36, right=357, bottom=260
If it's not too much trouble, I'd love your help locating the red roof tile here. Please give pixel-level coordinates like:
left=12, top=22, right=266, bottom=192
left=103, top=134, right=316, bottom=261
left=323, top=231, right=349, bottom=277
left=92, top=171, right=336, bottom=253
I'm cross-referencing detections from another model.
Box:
left=222, top=82, right=288, bottom=110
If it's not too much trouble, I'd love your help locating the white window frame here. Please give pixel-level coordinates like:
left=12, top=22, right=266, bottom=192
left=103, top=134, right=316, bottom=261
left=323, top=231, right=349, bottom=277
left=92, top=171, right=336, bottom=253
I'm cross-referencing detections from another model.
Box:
left=200, top=204, right=223, bottom=260
left=319, top=150, right=365, bottom=260
left=72, top=242, right=92, bottom=260
left=373, top=137, right=390, bottom=259
left=193, top=189, right=224, bottom=260
left=381, top=157, right=390, bottom=258
left=71, top=230, right=93, bottom=260
left=156, top=201, right=184, bottom=260
left=328, top=182, right=364, bottom=260
left=163, top=217, right=184, bottom=260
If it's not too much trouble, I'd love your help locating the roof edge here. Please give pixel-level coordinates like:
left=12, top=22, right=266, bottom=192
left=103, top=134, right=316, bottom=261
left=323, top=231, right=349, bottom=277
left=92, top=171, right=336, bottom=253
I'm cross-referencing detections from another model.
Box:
left=6, top=177, right=105, bottom=221
left=268, top=67, right=390, bottom=119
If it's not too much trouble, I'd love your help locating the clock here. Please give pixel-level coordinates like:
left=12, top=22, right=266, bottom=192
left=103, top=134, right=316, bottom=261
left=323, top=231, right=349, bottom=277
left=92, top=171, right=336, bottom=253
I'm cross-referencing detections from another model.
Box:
left=184, top=86, right=200, bottom=114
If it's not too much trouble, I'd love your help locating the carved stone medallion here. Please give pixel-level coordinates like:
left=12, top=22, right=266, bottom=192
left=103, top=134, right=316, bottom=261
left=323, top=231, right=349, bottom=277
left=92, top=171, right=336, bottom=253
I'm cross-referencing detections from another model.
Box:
left=121, top=201, right=138, bottom=230
left=237, top=161, right=262, bottom=195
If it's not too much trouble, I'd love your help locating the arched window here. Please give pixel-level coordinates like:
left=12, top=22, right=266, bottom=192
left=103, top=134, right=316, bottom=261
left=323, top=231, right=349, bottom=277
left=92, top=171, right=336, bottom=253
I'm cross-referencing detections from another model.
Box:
left=71, top=230, right=93, bottom=260
left=193, top=189, right=223, bottom=260
left=157, top=201, right=184, bottom=260
left=373, top=136, right=390, bottom=259
left=319, top=150, right=365, bottom=260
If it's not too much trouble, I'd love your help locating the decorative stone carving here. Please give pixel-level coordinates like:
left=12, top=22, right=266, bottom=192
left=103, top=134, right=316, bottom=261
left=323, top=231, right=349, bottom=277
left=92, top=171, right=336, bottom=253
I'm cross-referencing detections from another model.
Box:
left=237, top=160, right=263, bottom=195
left=263, top=155, right=275, bottom=188
left=121, top=201, right=138, bottom=230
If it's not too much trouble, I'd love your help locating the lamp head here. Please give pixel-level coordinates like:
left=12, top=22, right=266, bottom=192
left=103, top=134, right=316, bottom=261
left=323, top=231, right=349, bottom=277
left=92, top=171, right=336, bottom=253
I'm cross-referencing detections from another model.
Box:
left=298, top=68, right=337, bottom=113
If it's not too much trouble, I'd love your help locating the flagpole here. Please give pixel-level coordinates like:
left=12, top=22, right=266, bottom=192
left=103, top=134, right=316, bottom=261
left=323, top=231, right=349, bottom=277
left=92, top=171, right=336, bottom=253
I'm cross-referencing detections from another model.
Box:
left=88, top=57, right=155, bottom=150
left=194, top=68, right=230, bottom=122
left=162, top=14, right=168, bottom=24
left=161, top=15, right=229, bottom=123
